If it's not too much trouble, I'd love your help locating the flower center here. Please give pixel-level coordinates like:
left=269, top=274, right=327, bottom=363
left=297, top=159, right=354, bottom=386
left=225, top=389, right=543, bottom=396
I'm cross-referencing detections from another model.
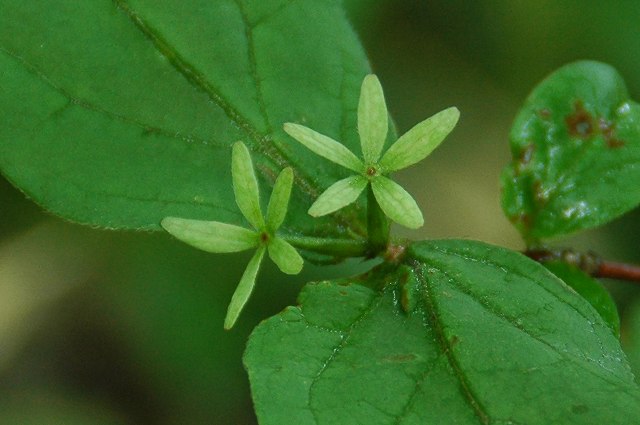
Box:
left=260, top=232, right=270, bottom=244
left=366, top=166, right=378, bottom=177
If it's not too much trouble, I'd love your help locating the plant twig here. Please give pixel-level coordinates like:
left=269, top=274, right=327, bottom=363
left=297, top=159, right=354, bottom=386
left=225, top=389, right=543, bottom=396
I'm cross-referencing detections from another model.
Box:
left=594, top=260, right=640, bottom=282
left=524, top=248, right=640, bottom=284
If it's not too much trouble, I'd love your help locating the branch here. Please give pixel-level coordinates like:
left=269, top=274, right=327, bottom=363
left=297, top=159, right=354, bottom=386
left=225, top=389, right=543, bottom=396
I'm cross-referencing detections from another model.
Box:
left=524, top=248, right=640, bottom=284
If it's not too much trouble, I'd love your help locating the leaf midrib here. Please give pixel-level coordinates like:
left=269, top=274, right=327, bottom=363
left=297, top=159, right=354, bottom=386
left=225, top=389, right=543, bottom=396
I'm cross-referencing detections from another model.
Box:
left=411, top=262, right=490, bottom=425
left=113, top=0, right=365, bottom=235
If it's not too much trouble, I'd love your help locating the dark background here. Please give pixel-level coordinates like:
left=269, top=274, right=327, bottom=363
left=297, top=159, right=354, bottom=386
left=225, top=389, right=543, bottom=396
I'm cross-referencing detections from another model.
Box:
left=2, top=1, right=640, bottom=423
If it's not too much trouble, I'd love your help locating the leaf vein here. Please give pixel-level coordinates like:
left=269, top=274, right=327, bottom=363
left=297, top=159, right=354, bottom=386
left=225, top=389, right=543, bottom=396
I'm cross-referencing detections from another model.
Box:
left=233, top=0, right=273, bottom=135
left=304, top=289, right=385, bottom=423
left=112, top=0, right=365, bottom=236
left=425, top=261, right=627, bottom=389
left=0, top=46, right=225, bottom=149
left=412, top=263, right=491, bottom=425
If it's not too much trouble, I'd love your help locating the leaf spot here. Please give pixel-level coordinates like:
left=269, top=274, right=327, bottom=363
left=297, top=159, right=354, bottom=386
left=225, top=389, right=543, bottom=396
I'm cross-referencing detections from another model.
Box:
left=565, top=101, right=594, bottom=139
left=598, top=118, right=625, bottom=149
left=381, top=353, right=418, bottom=363
left=538, top=108, right=552, bottom=119
left=571, top=404, right=589, bottom=415
left=515, top=144, right=535, bottom=174
left=533, top=181, right=549, bottom=205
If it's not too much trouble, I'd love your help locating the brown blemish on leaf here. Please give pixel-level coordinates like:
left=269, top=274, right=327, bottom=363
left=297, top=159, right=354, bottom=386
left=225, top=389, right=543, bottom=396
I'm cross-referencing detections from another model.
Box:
left=598, top=118, right=625, bottom=148
left=382, top=353, right=418, bottom=363
left=533, top=181, right=549, bottom=205
left=401, top=290, right=409, bottom=312
left=515, top=144, right=535, bottom=175
left=538, top=108, right=552, bottom=119
left=565, top=101, right=594, bottom=139
left=509, top=213, right=532, bottom=230
left=565, top=102, right=626, bottom=147
left=607, top=138, right=625, bottom=148
left=385, top=243, right=406, bottom=263
left=571, top=404, right=589, bottom=415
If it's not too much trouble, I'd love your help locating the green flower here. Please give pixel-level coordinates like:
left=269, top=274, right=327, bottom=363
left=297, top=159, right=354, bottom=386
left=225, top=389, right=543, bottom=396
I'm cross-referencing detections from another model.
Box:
left=284, top=74, right=459, bottom=229
left=162, top=141, right=303, bottom=329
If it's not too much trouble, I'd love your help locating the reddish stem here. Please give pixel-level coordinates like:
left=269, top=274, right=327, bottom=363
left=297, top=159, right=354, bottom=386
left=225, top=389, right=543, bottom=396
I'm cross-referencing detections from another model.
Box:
left=524, top=248, right=640, bottom=284
left=594, top=261, right=640, bottom=282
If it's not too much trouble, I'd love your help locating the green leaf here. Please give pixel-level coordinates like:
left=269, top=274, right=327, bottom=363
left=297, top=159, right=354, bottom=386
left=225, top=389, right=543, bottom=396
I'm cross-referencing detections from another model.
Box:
left=161, top=217, right=258, bottom=253
left=283, top=123, right=364, bottom=172
left=232, top=141, right=264, bottom=230
left=267, top=237, right=303, bottom=275
left=371, top=176, right=423, bottom=229
left=379, top=107, right=459, bottom=173
left=358, top=74, right=388, bottom=164
left=501, top=61, right=640, bottom=242
left=245, top=239, right=640, bottom=424
left=0, top=1, right=371, bottom=237
left=308, top=175, right=368, bottom=217
left=543, top=261, right=620, bottom=337
left=266, top=167, right=293, bottom=232
left=224, top=245, right=265, bottom=330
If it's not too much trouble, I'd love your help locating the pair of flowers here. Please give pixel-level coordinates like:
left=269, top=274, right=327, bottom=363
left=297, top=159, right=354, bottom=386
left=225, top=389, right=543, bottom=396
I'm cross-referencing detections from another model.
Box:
left=163, top=75, right=459, bottom=328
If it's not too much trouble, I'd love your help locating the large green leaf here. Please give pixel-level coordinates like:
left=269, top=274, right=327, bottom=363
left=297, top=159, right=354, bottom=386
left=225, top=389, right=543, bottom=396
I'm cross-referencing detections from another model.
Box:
left=0, top=0, right=369, bottom=237
left=501, top=61, right=640, bottom=243
left=245, top=239, right=640, bottom=424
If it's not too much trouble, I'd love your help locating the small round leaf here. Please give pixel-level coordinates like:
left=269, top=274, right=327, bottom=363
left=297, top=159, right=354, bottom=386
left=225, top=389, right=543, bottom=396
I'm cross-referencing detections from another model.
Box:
left=501, top=61, right=640, bottom=241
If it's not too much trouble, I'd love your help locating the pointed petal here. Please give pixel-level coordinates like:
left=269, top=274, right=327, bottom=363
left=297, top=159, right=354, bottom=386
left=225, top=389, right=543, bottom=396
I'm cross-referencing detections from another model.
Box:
left=379, top=107, right=460, bottom=172
left=224, top=246, right=266, bottom=330
left=358, top=74, right=388, bottom=164
left=268, top=237, right=304, bottom=275
left=232, top=141, right=265, bottom=230
left=308, top=175, right=368, bottom=217
left=371, top=176, right=424, bottom=229
left=266, top=167, right=293, bottom=232
left=162, top=217, right=258, bottom=253
left=283, top=123, right=364, bottom=172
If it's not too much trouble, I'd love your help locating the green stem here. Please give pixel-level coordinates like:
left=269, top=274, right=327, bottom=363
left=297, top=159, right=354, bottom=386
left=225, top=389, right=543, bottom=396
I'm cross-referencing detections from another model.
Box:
left=280, top=234, right=369, bottom=258
left=367, top=184, right=389, bottom=256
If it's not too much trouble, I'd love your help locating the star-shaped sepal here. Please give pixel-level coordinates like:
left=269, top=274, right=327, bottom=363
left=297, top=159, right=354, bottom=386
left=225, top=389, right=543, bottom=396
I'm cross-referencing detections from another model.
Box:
left=162, top=142, right=303, bottom=329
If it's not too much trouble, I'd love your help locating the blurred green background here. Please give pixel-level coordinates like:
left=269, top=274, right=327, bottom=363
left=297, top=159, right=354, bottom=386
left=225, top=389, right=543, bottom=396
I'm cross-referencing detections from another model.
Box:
left=2, top=1, right=640, bottom=423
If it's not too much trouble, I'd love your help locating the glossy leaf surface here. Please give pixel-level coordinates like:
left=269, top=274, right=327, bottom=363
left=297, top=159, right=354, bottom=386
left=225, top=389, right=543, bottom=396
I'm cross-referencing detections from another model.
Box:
left=501, top=61, right=640, bottom=242
left=245, top=239, right=640, bottom=424
left=0, top=0, right=370, bottom=236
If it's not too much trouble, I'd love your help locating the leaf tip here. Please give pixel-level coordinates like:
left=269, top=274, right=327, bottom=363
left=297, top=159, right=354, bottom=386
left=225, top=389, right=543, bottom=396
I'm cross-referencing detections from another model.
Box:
left=363, top=73, right=380, bottom=86
left=307, top=203, right=325, bottom=217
